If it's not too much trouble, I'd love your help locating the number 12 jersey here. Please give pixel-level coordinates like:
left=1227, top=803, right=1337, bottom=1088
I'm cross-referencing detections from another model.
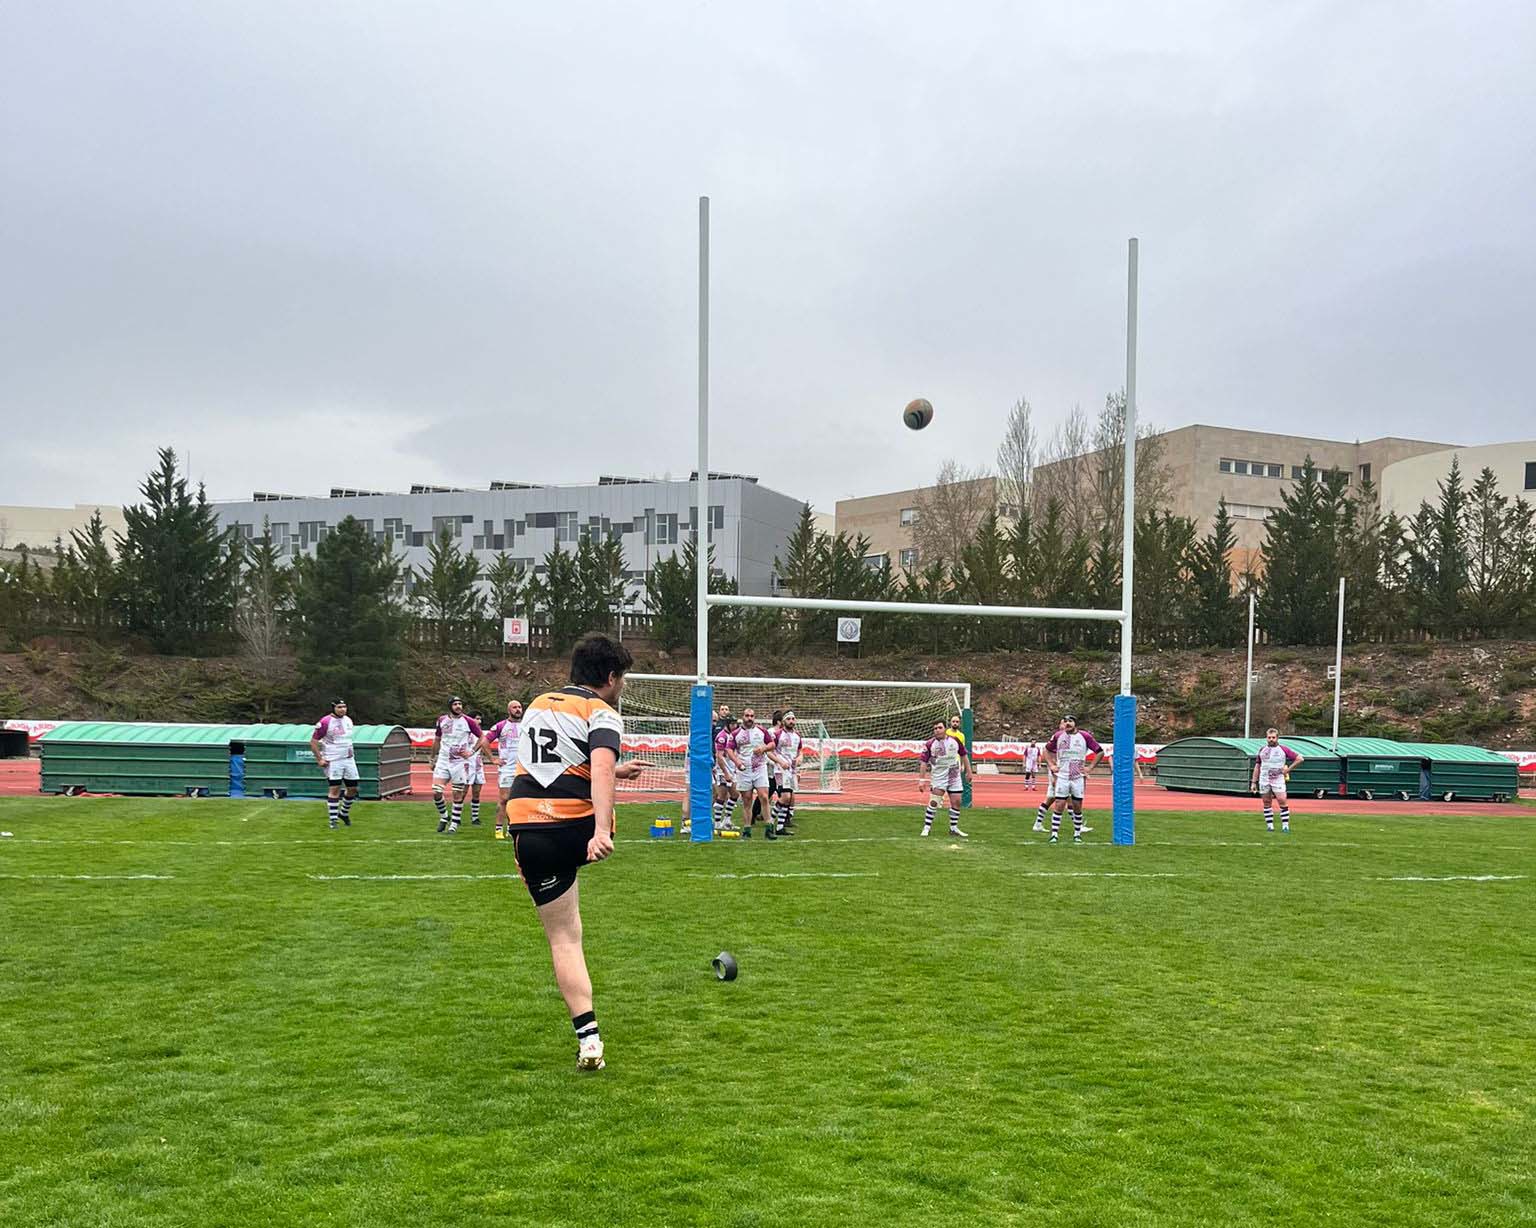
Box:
left=506, top=686, right=624, bottom=829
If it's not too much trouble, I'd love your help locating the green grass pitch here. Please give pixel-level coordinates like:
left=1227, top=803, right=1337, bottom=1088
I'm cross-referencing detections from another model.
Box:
left=2, top=796, right=1533, bottom=1227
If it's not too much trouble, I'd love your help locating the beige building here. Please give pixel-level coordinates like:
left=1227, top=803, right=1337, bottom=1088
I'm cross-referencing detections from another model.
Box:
left=0, top=503, right=127, bottom=555
left=1034, top=425, right=1453, bottom=572
left=834, top=477, right=1001, bottom=572
left=1378, top=441, right=1536, bottom=519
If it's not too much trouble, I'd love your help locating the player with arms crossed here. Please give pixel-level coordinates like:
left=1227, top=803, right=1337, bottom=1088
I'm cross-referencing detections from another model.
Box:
left=506, top=633, right=648, bottom=1071
left=918, top=720, right=970, bottom=838
left=713, top=715, right=743, bottom=831
left=486, top=699, right=524, bottom=840
left=310, top=699, right=359, bottom=830
left=1044, top=714, right=1103, bottom=844
left=1251, top=727, right=1305, bottom=833
left=431, top=696, right=489, bottom=833
left=733, top=708, right=781, bottom=839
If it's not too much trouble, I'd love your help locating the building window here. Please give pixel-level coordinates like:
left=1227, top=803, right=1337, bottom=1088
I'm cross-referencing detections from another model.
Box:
left=1526, top=461, right=1536, bottom=491
left=383, top=517, right=404, bottom=541
left=899, top=547, right=918, bottom=569
left=266, top=522, right=287, bottom=552
left=1219, top=459, right=1231, bottom=473
left=472, top=535, right=486, bottom=549
left=298, top=521, right=327, bottom=547
left=431, top=515, right=462, bottom=539
left=554, top=511, right=578, bottom=543
left=1233, top=461, right=1248, bottom=475
left=649, top=513, right=678, bottom=546
left=899, top=507, right=919, bottom=526
left=1267, top=464, right=1282, bottom=478
left=1358, top=463, right=1372, bottom=484
left=863, top=553, right=888, bottom=572
left=1291, top=465, right=1303, bottom=480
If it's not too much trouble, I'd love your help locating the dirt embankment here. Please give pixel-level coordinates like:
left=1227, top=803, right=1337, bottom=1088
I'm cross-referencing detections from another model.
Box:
left=2, top=639, right=1534, bottom=745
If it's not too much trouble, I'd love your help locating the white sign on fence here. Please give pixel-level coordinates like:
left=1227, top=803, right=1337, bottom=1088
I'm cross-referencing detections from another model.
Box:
left=503, top=617, right=529, bottom=646
left=836, top=617, right=862, bottom=644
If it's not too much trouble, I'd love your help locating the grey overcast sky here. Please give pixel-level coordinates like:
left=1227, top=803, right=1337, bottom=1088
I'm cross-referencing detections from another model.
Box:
left=2, top=1, right=1533, bottom=512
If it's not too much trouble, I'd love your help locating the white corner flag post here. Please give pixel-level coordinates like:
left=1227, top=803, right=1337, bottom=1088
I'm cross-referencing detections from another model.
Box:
left=689, top=196, right=715, bottom=841
left=1111, top=237, right=1138, bottom=847
left=1243, top=591, right=1256, bottom=740
left=1331, top=576, right=1345, bottom=751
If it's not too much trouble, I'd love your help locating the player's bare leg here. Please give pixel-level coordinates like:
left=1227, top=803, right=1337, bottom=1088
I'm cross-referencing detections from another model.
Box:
left=535, top=883, right=603, bottom=1071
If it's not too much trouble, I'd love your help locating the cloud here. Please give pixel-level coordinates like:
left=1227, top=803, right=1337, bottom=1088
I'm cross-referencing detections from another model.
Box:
left=2, top=0, right=1532, bottom=510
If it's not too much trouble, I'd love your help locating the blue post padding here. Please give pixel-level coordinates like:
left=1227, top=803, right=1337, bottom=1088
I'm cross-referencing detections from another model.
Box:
left=228, top=753, right=245, bottom=799
left=1112, top=694, right=1136, bottom=845
left=689, top=684, right=715, bottom=842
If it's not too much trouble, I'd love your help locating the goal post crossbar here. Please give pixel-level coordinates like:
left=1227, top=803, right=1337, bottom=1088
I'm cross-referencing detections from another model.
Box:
left=706, top=593, right=1126, bottom=624
left=629, top=672, right=972, bottom=708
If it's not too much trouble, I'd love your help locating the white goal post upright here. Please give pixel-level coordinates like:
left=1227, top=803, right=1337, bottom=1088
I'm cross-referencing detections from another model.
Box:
left=687, top=202, right=1139, bottom=845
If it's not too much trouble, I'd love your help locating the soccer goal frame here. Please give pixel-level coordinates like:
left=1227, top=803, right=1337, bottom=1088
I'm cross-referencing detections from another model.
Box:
left=687, top=197, right=1140, bottom=845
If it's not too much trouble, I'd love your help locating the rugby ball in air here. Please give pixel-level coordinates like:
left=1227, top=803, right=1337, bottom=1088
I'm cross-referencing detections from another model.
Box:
left=903, top=398, right=934, bottom=430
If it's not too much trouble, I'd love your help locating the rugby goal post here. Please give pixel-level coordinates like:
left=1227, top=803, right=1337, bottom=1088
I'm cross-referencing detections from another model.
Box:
left=690, top=198, right=1139, bottom=845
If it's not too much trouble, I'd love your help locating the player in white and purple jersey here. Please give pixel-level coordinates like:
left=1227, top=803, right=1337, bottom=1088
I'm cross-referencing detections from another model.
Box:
left=309, top=699, right=358, bottom=830
left=1044, top=714, right=1103, bottom=843
left=732, top=709, right=782, bottom=839
left=918, top=721, right=970, bottom=837
left=431, top=696, right=489, bottom=833
left=770, top=711, right=808, bottom=835
left=1034, top=719, right=1068, bottom=832
left=1250, top=727, right=1305, bottom=833
left=1023, top=741, right=1042, bottom=790
left=713, top=717, right=743, bottom=831
left=486, top=698, right=524, bottom=839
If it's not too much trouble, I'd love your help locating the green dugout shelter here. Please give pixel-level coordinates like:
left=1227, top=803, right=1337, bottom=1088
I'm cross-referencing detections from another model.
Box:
left=1156, top=735, right=1518, bottom=802
left=1155, top=736, right=1340, bottom=796
left=39, top=723, right=249, bottom=796
left=240, top=724, right=413, bottom=800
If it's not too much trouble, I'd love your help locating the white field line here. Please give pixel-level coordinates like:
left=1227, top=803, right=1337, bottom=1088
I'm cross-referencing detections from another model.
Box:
left=0, top=873, right=174, bottom=880
left=1017, top=871, right=1189, bottom=879
left=1374, top=874, right=1527, bottom=883
left=702, top=872, right=880, bottom=880
left=308, top=873, right=521, bottom=881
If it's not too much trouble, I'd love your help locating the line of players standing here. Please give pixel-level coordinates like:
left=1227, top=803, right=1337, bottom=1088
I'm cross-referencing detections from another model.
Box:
left=708, top=704, right=807, bottom=839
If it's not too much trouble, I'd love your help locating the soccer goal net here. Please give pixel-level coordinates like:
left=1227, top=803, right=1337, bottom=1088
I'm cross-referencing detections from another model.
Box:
left=617, top=674, right=970, bottom=806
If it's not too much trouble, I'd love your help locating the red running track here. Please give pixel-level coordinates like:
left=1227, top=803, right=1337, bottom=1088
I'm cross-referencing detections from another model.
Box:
left=1, top=757, right=1524, bottom=818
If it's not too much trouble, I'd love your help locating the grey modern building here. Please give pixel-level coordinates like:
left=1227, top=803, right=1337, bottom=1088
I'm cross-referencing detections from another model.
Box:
left=213, top=474, right=807, bottom=605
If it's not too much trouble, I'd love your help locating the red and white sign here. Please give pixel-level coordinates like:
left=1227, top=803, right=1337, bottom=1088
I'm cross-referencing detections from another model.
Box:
left=502, top=617, right=529, bottom=646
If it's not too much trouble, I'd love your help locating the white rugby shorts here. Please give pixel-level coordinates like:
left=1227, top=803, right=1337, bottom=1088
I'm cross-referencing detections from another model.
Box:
left=433, top=756, right=473, bottom=786
left=324, top=755, right=359, bottom=783
left=736, top=765, right=769, bottom=791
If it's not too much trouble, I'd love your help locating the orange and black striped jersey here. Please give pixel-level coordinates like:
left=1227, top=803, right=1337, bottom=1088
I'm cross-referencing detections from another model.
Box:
left=506, top=686, right=624, bottom=829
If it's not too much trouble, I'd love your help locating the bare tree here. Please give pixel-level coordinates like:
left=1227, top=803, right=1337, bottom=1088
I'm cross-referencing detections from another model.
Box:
left=1088, top=390, right=1172, bottom=541
left=235, top=524, right=291, bottom=712
left=995, top=397, right=1036, bottom=519
left=910, top=460, right=996, bottom=568
left=1031, top=405, right=1095, bottom=535
left=0, top=517, right=9, bottom=550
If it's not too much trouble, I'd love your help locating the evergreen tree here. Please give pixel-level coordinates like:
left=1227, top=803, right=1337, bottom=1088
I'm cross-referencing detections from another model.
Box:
left=575, top=534, right=625, bottom=637
left=1461, top=466, right=1520, bottom=637
left=1257, top=459, right=1345, bottom=645
left=954, top=511, right=1009, bottom=649
left=291, top=516, right=407, bottom=715
left=646, top=546, right=696, bottom=651
left=775, top=504, right=824, bottom=597
left=1188, top=498, right=1243, bottom=647
left=1404, top=457, right=1468, bottom=636
left=483, top=553, right=527, bottom=620
left=528, top=545, right=585, bottom=651
left=1133, top=510, right=1196, bottom=648
left=416, top=526, right=486, bottom=648
left=117, top=448, right=241, bottom=651
left=59, top=510, right=122, bottom=638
